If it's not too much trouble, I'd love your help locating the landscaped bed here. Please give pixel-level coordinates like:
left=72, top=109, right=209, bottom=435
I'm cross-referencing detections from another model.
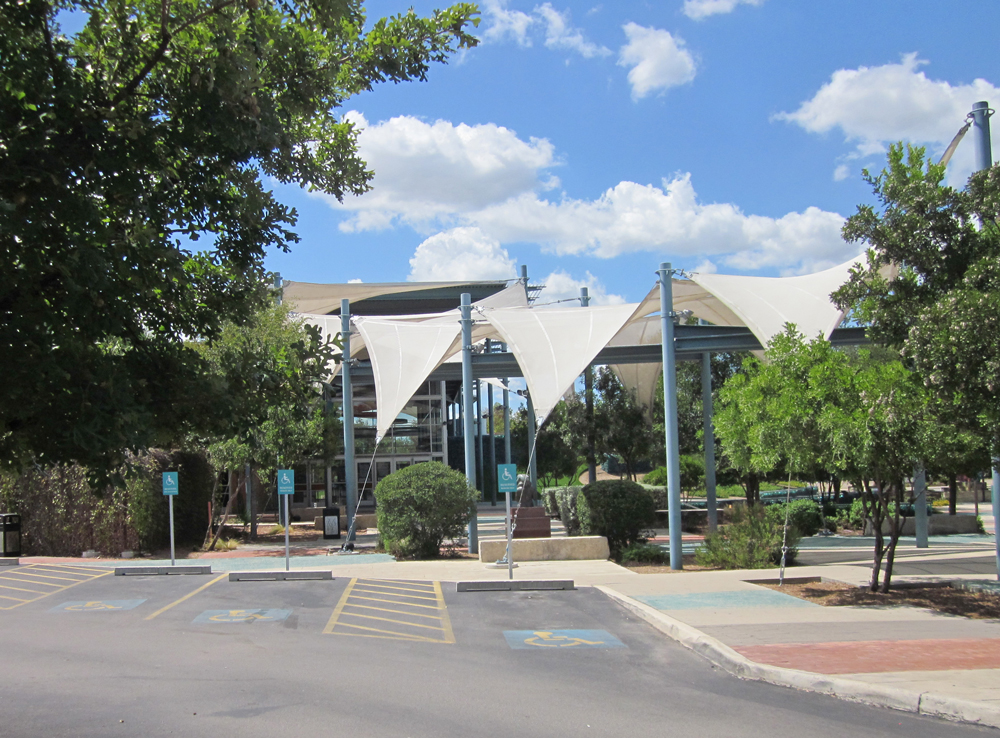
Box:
left=758, top=579, right=1000, bottom=620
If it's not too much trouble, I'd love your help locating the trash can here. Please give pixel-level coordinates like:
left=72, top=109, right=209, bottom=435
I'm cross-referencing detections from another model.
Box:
left=1, top=513, right=21, bottom=557
left=322, top=507, right=341, bottom=540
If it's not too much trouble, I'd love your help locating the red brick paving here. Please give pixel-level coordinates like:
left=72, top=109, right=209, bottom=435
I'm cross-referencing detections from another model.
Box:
left=734, top=638, right=1000, bottom=674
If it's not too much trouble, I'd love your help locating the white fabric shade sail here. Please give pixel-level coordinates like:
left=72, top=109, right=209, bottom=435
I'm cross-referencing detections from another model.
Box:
left=607, top=316, right=662, bottom=422
left=481, top=303, right=642, bottom=427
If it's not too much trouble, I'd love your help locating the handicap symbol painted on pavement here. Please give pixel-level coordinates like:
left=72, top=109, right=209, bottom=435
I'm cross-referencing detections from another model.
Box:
left=194, top=609, right=292, bottom=624
left=52, top=600, right=146, bottom=613
left=504, top=629, right=626, bottom=650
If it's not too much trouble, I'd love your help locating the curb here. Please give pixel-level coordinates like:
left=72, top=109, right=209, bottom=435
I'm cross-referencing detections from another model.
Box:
left=596, top=585, right=1000, bottom=730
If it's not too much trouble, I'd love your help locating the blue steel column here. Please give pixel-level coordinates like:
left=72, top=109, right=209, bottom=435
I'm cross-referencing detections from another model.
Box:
left=526, top=391, right=538, bottom=498
left=502, top=346, right=511, bottom=466
left=971, top=101, right=999, bottom=578
left=581, top=287, right=597, bottom=486
left=487, top=350, right=496, bottom=506
left=913, top=465, right=928, bottom=548
left=658, top=263, right=683, bottom=570
left=476, top=380, right=484, bottom=497
left=341, top=299, right=358, bottom=543
left=460, top=294, right=478, bottom=553
left=701, top=352, right=718, bottom=533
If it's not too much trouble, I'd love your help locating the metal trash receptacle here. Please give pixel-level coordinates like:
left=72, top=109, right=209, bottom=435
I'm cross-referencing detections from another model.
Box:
left=322, top=507, right=341, bottom=540
left=1, top=513, right=21, bottom=557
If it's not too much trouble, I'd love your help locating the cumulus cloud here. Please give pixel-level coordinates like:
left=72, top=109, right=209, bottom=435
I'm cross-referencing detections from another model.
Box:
left=683, top=0, right=764, bottom=20
left=777, top=54, right=1000, bottom=185
left=468, top=173, right=850, bottom=273
left=407, top=227, right=518, bottom=282
left=535, top=3, right=611, bottom=58
left=332, top=112, right=557, bottom=231
left=617, top=23, right=696, bottom=100
left=481, top=0, right=535, bottom=46
left=537, top=270, right=625, bottom=306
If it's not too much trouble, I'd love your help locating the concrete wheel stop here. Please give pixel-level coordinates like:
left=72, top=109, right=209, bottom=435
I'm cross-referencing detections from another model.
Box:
left=115, top=565, right=212, bottom=576
left=0, top=558, right=19, bottom=567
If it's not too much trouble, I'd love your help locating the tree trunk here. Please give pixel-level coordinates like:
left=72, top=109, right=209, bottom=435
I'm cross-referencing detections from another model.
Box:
left=206, top=469, right=239, bottom=552
left=881, top=480, right=906, bottom=593
left=743, top=472, right=760, bottom=506
left=948, top=473, right=958, bottom=515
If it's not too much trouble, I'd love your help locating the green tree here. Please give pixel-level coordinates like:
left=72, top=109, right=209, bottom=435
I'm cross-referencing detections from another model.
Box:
left=833, top=144, right=1000, bottom=466
left=0, top=0, right=479, bottom=477
left=589, top=368, right=654, bottom=481
left=510, top=403, right=579, bottom=488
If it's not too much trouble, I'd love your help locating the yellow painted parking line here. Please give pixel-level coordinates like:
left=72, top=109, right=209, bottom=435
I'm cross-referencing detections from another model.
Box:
left=324, top=578, right=455, bottom=643
left=144, top=573, right=228, bottom=621
left=0, top=594, right=31, bottom=602
left=0, top=564, right=111, bottom=610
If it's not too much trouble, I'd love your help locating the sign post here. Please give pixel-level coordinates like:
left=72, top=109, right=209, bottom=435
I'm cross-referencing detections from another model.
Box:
left=277, top=469, right=294, bottom=571
left=497, top=464, right=518, bottom=580
left=162, top=472, right=179, bottom=566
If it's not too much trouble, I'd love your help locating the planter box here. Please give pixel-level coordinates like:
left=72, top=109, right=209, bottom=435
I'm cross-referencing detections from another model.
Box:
left=479, top=536, right=609, bottom=563
left=864, top=514, right=981, bottom=536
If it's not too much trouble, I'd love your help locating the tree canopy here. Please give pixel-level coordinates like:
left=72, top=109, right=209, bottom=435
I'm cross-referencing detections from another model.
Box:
left=0, top=0, right=478, bottom=477
left=833, top=144, right=1000, bottom=455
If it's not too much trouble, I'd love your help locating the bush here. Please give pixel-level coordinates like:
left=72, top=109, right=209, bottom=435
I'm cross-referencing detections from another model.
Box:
left=640, top=485, right=669, bottom=509
left=619, top=541, right=669, bottom=565
left=555, top=486, right=583, bottom=535
left=767, top=499, right=823, bottom=537
left=644, top=466, right=669, bottom=486
left=695, top=505, right=800, bottom=569
left=374, top=461, right=477, bottom=559
left=541, top=487, right=561, bottom=517
left=577, top=480, right=656, bottom=557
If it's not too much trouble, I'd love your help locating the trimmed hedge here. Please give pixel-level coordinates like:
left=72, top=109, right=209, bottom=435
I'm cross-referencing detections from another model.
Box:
left=578, top=480, right=656, bottom=557
left=374, top=461, right=477, bottom=559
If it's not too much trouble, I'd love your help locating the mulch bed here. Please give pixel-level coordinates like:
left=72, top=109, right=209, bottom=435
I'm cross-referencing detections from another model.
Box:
left=758, top=580, right=1000, bottom=620
left=622, top=555, right=717, bottom=573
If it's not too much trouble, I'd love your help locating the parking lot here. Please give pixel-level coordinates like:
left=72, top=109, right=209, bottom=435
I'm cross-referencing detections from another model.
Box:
left=0, top=563, right=993, bottom=737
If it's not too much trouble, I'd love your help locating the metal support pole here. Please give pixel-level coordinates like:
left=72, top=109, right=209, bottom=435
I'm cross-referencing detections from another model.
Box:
left=658, top=263, right=683, bottom=570
left=972, top=101, right=994, bottom=171
left=476, top=380, right=484, bottom=496
left=487, top=350, right=496, bottom=505
left=971, top=101, right=998, bottom=578
left=440, top=380, right=449, bottom=467
left=581, top=287, right=597, bottom=486
left=503, top=343, right=511, bottom=466
left=460, top=294, right=478, bottom=553
left=913, top=464, right=928, bottom=549
left=526, top=391, right=538, bottom=499
left=701, top=352, right=718, bottom=533
left=168, top=495, right=175, bottom=566
left=245, top=463, right=255, bottom=540
left=284, top=494, right=291, bottom=571
left=341, top=299, right=357, bottom=543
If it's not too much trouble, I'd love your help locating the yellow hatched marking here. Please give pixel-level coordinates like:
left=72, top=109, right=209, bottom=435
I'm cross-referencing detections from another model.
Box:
left=344, top=603, right=447, bottom=620
left=0, top=583, right=51, bottom=595
left=338, top=611, right=446, bottom=632
left=355, top=581, right=437, bottom=595
left=352, top=587, right=438, bottom=602
left=145, top=573, right=228, bottom=621
left=331, top=621, right=440, bottom=642
left=349, top=594, right=442, bottom=610
left=28, top=565, right=103, bottom=576
left=325, top=578, right=454, bottom=643
left=0, top=594, right=31, bottom=602
left=6, top=571, right=87, bottom=583
left=0, top=565, right=111, bottom=610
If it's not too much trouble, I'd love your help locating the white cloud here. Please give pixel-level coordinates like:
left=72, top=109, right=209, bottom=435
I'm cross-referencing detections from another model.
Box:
left=347, top=278, right=363, bottom=283
left=617, top=23, right=696, bottom=100
left=537, top=270, right=625, bottom=306
left=481, top=0, right=535, bottom=46
left=683, top=0, right=764, bottom=20
left=468, top=174, right=850, bottom=273
left=833, top=164, right=850, bottom=181
left=534, top=3, right=611, bottom=58
left=777, top=54, right=1000, bottom=186
left=332, top=112, right=557, bottom=231
left=407, top=227, right=517, bottom=282
left=692, top=259, right=717, bottom=274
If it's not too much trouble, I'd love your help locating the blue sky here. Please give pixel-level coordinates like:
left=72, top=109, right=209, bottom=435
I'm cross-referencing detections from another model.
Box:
left=261, top=0, right=999, bottom=305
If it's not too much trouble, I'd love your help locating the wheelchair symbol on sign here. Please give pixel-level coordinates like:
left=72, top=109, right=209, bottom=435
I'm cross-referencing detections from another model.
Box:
left=524, top=631, right=604, bottom=648
left=501, top=468, right=514, bottom=482
left=65, top=601, right=123, bottom=612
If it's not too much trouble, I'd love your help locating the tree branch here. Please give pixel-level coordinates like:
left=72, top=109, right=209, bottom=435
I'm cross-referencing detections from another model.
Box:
left=110, top=0, right=239, bottom=109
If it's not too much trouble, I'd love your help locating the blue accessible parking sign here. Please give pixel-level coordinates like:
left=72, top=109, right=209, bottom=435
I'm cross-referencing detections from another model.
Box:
left=277, top=469, right=294, bottom=495
left=497, top=464, right=517, bottom=494
left=162, top=472, right=178, bottom=496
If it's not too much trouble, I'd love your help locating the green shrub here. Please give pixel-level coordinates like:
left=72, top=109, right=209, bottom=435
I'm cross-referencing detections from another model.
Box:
left=555, top=486, right=583, bottom=535
left=619, top=541, right=669, bottom=565
left=695, top=505, right=800, bottom=569
left=374, top=461, right=477, bottom=559
left=639, top=484, right=669, bottom=509
left=578, top=480, right=656, bottom=557
left=541, top=487, right=560, bottom=517
left=644, top=466, right=669, bottom=486
left=767, top=499, right=823, bottom=537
